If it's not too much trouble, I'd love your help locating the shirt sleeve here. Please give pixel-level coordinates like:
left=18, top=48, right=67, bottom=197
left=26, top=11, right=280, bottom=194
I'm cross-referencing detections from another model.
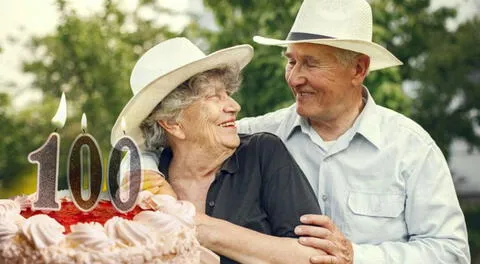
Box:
left=119, top=150, right=162, bottom=181
left=236, top=105, right=292, bottom=134
left=256, top=133, right=321, bottom=238
left=352, top=143, right=470, bottom=264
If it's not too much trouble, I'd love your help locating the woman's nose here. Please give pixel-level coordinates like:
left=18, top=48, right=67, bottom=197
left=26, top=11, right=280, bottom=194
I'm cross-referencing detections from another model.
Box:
left=224, top=95, right=241, bottom=113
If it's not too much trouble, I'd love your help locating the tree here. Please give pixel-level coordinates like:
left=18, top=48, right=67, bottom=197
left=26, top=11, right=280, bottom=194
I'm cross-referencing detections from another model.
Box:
left=0, top=0, right=180, bottom=193
left=0, top=93, right=55, bottom=192
left=409, top=18, right=480, bottom=158
left=370, top=0, right=480, bottom=158
left=198, top=0, right=480, bottom=159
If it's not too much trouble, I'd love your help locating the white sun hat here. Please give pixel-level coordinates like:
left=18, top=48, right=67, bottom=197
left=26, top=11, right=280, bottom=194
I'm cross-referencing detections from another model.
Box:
left=253, top=0, right=402, bottom=71
left=111, top=37, right=253, bottom=148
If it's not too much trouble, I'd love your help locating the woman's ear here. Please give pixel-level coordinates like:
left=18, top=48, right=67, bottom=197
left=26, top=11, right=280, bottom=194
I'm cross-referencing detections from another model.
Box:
left=158, top=120, right=186, bottom=140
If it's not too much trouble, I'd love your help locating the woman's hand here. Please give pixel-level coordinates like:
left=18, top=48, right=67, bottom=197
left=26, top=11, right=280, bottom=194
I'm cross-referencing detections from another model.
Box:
left=120, top=170, right=177, bottom=198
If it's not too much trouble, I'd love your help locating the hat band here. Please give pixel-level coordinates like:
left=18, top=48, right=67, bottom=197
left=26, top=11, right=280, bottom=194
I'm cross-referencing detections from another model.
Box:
left=286, top=32, right=334, bottom=41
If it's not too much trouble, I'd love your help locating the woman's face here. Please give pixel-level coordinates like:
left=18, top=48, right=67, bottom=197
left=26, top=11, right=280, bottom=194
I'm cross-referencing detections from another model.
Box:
left=178, top=78, right=241, bottom=150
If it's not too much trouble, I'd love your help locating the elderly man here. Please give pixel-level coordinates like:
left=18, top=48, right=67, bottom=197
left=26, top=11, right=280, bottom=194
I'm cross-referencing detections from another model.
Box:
left=129, top=0, right=470, bottom=263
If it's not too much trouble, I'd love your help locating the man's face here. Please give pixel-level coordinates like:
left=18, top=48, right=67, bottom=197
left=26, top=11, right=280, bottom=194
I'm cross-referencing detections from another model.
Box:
left=284, top=43, right=359, bottom=123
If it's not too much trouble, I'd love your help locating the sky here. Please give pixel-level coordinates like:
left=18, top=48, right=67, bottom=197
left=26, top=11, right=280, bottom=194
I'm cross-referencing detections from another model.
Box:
left=0, top=0, right=479, bottom=193
left=0, top=0, right=205, bottom=109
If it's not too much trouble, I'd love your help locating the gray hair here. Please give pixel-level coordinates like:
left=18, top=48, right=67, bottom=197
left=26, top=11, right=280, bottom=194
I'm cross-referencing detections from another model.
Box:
left=333, top=48, right=361, bottom=67
left=333, top=48, right=370, bottom=75
left=140, top=65, right=241, bottom=151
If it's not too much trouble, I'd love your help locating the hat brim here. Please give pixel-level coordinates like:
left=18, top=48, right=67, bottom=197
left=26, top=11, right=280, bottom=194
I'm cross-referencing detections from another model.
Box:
left=111, top=44, right=254, bottom=147
left=253, top=36, right=402, bottom=71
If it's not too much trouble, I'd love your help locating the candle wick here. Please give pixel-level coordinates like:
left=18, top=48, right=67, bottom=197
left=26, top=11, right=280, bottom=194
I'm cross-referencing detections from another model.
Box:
left=54, top=128, right=58, bottom=132
left=82, top=129, right=86, bottom=134
left=123, top=130, right=126, bottom=135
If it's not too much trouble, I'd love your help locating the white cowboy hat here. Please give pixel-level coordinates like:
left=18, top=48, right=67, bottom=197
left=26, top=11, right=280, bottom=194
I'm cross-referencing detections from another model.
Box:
left=111, top=37, right=253, bottom=147
left=253, top=0, right=402, bottom=71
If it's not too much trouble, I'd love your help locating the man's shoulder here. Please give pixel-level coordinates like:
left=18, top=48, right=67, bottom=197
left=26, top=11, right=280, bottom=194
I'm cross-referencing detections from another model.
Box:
left=237, top=104, right=297, bottom=136
left=376, top=105, right=434, bottom=146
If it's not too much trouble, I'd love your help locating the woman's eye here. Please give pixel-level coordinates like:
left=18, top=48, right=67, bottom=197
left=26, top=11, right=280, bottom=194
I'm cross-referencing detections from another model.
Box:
left=206, top=94, right=220, bottom=99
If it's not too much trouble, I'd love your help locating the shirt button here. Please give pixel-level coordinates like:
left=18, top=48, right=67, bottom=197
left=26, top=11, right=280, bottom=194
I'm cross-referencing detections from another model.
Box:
left=208, top=201, right=215, bottom=207
left=322, top=195, right=328, bottom=201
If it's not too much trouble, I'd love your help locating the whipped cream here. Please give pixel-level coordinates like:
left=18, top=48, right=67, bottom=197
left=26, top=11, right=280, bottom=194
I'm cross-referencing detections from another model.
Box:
left=104, top=216, right=154, bottom=247
left=134, top=211, right=185, bottom=234
left=0, top=199, right=20, bottom=218
left=0, top=221, right=18, bottom=242
left=21, top=214, right=65, bottom=249
left=149, top=195, right=196, bottom=227
left=68, top=222, right=114, bottom=250
left=0, top=192, right=206, bottom=264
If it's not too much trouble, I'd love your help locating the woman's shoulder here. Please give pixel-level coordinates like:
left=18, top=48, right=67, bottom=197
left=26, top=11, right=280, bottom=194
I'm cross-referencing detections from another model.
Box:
left=238, top=132, right=283, bottom=145
left=237, top=133, right=288, bottom=157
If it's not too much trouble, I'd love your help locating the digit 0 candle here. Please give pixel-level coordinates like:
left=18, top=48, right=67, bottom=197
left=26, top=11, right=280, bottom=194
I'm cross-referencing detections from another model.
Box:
left=67, top=113, right=103, bottom=212
left=107, top=116, right=142, bottom=213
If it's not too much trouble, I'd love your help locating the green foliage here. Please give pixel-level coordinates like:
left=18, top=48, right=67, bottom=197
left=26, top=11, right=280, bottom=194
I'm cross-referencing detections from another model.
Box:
left=370, top=0, right=480, bottom=158
left=0, top=93, right=55, bottom=189
left=410, top=18, right=480, bottom=158
left=0, top=0, right=478, bottom=191
left=201, top=0, right=480, bottom=160
left=199, top=0, right=414, bottom=118
left=0, top=0, right=179, bottom=195
left=196, top=0, right=303, bottom=117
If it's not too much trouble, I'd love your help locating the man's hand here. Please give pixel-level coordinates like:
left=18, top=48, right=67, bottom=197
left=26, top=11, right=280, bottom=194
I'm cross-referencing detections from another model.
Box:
left=295, top=214, right=353, bottom=264
left=120, top=170, right=177, bottom=198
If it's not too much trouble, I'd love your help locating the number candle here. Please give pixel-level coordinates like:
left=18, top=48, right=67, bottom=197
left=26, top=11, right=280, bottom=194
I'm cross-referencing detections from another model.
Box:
left=107, top=117, right=142, bottom=213
left=67, top=113, right=103, bottom=212
left=28, top=92, right=67, bottom=211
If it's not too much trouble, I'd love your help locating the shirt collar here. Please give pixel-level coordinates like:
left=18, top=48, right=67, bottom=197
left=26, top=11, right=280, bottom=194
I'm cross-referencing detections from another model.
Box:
left=282, top=105, right=307, bottom=140
left=280, top=87, right=382, bottom=149
left=352, top=87, right=382, bottom=149
left=158, top=147, right=239, bottom=180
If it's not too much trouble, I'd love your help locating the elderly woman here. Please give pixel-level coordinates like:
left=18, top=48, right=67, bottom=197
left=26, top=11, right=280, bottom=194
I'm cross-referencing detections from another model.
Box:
left=112, top=38, right=323, bottom=264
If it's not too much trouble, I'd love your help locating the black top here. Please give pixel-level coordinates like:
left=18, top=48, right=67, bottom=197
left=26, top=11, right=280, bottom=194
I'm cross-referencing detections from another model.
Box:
left=158, top=133, right=321, bottom=264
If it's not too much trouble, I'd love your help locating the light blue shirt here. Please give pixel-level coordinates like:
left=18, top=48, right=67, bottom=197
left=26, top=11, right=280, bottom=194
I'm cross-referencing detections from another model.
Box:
left=137, top=88, right=470, bottom=263
left=237, top=88, right=470, bottom=264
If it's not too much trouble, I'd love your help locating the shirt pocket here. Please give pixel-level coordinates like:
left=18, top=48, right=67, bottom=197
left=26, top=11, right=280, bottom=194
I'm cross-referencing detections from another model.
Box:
left=348, top=191, right=405, bottom=218
left=346, top=191, right=406, bottom=243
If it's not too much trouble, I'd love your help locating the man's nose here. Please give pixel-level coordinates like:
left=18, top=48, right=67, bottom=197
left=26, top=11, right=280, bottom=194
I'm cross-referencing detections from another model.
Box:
left=286, top=64, right=307, bottom=88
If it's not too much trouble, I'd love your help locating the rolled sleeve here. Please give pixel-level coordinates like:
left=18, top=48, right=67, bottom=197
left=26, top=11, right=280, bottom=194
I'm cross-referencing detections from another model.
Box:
left=259, top=134, right=321, bottom=237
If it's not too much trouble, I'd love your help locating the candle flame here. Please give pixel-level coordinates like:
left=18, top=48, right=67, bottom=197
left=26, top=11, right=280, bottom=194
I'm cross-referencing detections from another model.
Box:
left=121, top=117, right=127, bottom=133
left=51, top=92, right=67, bottom=129
left=81, top=113, right=87, bottom=132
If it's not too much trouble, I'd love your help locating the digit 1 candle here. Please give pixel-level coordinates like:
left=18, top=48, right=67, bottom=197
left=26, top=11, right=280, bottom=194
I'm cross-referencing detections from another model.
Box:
left=67, top=113, right=103, bottom=212
left=107, top=117, right=142, bottom=213
left=28, top=92, right=67, bottom=211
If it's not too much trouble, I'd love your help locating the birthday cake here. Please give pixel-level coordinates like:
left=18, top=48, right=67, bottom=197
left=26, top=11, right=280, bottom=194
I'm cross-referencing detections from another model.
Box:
left=0, top=191, right=209, bottom=264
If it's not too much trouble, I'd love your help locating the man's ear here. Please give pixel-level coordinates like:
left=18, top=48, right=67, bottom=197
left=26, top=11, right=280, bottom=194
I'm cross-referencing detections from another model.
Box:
left=351, top=54, right=370, bottom=86
left=158, top=120, right=186, bottom=140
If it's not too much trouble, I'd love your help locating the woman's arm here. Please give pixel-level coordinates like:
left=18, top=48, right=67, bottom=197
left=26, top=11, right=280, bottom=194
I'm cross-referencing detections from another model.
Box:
left=196, top=213, right=326, bottom=264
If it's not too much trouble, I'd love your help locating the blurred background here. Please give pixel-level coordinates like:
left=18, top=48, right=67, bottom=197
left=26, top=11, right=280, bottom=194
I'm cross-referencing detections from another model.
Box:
left=0, top=0, right=479, bottom=261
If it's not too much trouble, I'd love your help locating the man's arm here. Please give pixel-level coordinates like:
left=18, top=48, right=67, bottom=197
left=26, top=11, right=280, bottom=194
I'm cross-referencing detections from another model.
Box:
left=295, top=143, right=470, bottom=264
left=236, top=104, right=293, bottom=135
